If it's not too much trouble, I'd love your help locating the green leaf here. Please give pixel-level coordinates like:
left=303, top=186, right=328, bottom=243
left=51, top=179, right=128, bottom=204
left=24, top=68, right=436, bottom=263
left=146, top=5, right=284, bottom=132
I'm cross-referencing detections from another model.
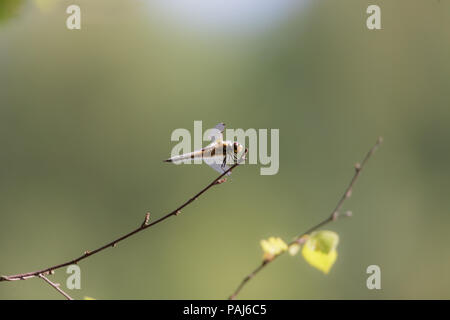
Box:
left=301, top=231, right=339, bottom=274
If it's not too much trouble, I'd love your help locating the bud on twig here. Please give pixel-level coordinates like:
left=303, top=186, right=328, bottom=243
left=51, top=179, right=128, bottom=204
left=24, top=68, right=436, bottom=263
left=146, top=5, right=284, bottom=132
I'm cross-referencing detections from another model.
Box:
left=141, top=212, right=151, bottom=227
left=214, top=178, right=227, bottom=185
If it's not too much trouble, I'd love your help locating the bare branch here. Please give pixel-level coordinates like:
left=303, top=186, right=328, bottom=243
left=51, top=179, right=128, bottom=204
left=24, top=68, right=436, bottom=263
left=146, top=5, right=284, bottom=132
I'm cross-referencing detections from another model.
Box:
left=229, top=138, right=382, bottom=300
left=39, top=274, right=74, bottom=300
left=1, top=150, right=248, bottom=284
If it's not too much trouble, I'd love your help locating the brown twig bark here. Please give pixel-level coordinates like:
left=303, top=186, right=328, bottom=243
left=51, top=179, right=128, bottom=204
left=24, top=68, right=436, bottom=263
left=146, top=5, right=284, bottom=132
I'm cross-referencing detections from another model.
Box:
left=38, top=274, right=74, bottom=300
left=1, top=150, right=248, bottom=298
left=229, top=138, right=382, bottom=300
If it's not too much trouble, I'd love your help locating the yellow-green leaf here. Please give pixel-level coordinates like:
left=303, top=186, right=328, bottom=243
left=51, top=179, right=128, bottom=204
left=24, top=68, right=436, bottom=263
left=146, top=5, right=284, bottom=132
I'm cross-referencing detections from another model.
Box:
left=260, top=237, right=288, bottom=261
left=301, top=231, right=339, bottom=274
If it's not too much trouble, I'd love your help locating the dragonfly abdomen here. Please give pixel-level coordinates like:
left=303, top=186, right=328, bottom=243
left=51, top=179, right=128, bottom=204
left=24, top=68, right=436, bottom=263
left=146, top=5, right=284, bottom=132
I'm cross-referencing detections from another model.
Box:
left=164, top=149, right=209, bottom=162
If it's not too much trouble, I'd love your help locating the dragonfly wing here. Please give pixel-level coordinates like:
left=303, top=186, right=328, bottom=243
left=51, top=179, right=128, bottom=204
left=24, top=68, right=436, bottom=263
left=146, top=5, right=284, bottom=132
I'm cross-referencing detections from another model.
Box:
left=204, top=156, right=231, bottom=175
left=215, top=122, right=226, bottom=133
left=207, top=123, right=225, bottom=143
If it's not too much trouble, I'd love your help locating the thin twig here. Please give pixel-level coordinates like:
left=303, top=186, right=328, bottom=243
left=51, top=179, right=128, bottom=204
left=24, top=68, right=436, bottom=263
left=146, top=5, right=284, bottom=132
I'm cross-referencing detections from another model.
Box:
left=39, top=274, right=74, bottom=300
left=1, top=150, right=248, bottom=283
left=229, top=138, right=382, bottom=300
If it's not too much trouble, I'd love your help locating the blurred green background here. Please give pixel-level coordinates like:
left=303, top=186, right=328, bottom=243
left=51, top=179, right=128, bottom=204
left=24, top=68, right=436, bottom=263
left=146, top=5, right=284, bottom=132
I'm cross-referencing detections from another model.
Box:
left=1, top=0, right=449, bottom=299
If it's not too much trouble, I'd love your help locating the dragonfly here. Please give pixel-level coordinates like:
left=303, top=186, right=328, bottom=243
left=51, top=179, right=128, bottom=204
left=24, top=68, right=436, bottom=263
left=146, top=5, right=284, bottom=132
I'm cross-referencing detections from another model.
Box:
left=164, top=123, right=244, bottom=175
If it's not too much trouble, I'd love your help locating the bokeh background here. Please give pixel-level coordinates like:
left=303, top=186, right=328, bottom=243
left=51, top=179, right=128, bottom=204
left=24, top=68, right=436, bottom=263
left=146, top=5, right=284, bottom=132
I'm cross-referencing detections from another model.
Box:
left=1, top=0, right=449, bottom=299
